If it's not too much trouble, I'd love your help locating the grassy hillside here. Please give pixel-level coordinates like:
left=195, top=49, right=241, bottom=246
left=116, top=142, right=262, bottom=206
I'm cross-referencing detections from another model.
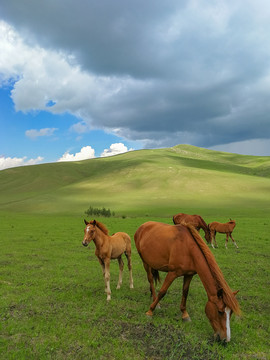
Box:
left=0, top=145, right=270, bottom=216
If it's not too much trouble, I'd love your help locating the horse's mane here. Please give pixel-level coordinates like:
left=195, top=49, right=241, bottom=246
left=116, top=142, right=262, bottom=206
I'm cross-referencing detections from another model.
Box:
left=186, top=224, right=241, bottom=315
left=90, top=220, right=109, bottom=235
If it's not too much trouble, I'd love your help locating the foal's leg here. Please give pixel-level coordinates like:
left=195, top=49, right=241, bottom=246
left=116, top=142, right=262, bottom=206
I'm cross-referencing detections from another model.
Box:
left=125, top=251, right=134, bottom=289
left=213, top=231, right=218, bottom=248
left=97, top=257, right=106, bottom=290
left=180, top=275, right=193, bottom=322
left=230, top=233, right=239, bottom=248
left=104, top=258, right=111, bottom=301
left=116, top=256, right=124, bottom=289
left=225, top=233, right=229, bottom=249
left=210, top=230, right=216, bottom=248
left=146, top=272, right=178, bottom=316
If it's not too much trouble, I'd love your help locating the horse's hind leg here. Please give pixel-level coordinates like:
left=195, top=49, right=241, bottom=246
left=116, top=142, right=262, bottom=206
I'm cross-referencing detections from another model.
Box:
left=180, top=275, right=193, bottom=322
left=230, top=233, right=239, bottom=248
left=125, top=251, right=134, bottom=289
left=116, top=256, right=124, bottom=289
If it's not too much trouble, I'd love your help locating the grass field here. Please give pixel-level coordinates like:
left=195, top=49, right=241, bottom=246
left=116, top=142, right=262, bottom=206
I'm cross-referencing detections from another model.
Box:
left=0, top=211, right=269, bottom=359
left=0, top=145, right=270, bottom=359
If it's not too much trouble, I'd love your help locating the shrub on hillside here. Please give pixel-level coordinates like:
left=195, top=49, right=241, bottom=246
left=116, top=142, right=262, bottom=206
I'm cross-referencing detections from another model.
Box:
left=85, top=206, right=115, bottom=218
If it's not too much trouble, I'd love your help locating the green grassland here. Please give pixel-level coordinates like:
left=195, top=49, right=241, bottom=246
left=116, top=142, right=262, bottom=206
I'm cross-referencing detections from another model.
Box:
left=0, top=145, right=270, bottom=359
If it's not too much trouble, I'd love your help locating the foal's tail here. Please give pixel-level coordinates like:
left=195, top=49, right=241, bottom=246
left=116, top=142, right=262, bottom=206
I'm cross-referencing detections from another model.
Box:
left=151, top=269, right=161, bottom=285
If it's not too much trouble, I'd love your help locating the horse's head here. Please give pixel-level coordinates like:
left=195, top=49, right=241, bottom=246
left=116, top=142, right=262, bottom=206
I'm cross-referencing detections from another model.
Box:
left=205, top=289, right=239, bottom=343
left=82, top=219, right=97, bottom=247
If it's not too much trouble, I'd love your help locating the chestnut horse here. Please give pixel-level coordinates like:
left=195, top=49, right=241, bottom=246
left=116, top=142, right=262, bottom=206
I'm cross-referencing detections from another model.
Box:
left=173, top=212, right=211, bottom=244
left=208, top=220, right=238, bottom=249
left=82, top=220, right=134, bottom=301
left=134, top=221, right=240, bottom=342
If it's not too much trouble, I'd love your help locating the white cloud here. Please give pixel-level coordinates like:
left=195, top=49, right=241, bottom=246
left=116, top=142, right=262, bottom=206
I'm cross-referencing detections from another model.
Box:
left=25, top=127, right=58, bottom=139
left=0, top=156, right=44, bottom=170
left=58, top=146, right=95, bottom=162
left=101, top=143, right=133, bottom=157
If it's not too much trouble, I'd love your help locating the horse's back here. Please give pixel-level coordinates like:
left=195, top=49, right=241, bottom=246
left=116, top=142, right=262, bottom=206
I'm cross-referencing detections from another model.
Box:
left=134, top=221, right=194, bottom=272
left=111, top=231, right=131, bottom=247
left=134, top=221, right=190, bottom=253
left=209, top=221, right=235, bottom=233
left=173, top=213, right=203, bottom=228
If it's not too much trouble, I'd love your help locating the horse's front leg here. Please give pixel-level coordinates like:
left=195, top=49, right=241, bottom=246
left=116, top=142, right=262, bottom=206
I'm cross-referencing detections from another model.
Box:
left=116, top=256, right=124, bottom=289
left=180, top=274, right=193, bottom=322
left=104, top=258, right=111, bottom=301
left=97, top=257, right=107, bottom=293
left=146, top=272, right=178, bottom=316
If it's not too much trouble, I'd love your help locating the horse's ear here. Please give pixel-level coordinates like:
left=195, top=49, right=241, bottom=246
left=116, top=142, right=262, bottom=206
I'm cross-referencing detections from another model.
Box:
left=217, top=288, right=223, bottom=299
left=233, top=290, right=239, bottom=296
left=93, top=220, right=96, bottom=226
left=84, top=219, right=89, bottom=225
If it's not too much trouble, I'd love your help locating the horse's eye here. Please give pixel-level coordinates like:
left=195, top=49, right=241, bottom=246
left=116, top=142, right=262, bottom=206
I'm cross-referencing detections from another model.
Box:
left=218, top=310, right=224, bottom=315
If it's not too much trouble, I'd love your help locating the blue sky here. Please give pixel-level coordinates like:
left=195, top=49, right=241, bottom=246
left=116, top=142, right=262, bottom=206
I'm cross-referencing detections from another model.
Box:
left=1, top=1, right=270, bottom=170
left=0, top=84, right=138, bottom=163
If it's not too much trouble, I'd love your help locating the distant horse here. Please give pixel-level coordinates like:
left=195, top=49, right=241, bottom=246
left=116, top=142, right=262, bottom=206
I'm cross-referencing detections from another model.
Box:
left=208, top=220, right=238, bottom=249
left=173, top=213, right=211, bottom=244
left=82, top=220, right=134, bottom=301
left=134, top=221, right=240, bottom=342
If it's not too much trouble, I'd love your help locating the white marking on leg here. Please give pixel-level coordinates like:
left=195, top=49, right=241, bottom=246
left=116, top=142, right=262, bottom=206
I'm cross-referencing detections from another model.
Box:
left=225, top=307, right=231, bottom=342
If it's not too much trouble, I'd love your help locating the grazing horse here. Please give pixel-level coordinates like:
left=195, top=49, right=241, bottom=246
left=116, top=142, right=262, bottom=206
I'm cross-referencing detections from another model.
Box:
left=82, top=220, right=134, bottom=301
left=208, top=220, right=238, bottom=249
left=173, top=212, right=211, bottom=244
left=134, top=221, right=240, bottom=342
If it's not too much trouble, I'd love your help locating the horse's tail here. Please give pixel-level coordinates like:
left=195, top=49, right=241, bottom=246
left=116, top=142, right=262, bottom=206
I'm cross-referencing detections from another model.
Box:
left=151, top=269, right=161, bottom=285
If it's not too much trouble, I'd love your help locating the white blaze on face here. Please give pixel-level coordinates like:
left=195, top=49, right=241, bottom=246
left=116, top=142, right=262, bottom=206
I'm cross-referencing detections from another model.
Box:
left=225, top=307, right=231, bottom=342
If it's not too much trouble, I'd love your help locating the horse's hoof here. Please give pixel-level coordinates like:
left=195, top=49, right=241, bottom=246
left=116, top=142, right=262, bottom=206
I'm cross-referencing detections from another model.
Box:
left=146, top=310, right=153, bottom=316
left=182, top=316, right=191, bottom=322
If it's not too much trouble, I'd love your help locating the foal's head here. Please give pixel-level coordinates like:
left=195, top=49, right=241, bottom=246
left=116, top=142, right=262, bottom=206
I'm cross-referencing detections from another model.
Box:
left=82, top=219, right=97, bottom=247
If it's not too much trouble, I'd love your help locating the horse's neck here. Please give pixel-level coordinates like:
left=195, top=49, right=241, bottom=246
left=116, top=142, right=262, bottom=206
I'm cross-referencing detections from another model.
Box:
left=93, top=228, right=107, bottom=251
left=198, top=218, right=207, bottom=231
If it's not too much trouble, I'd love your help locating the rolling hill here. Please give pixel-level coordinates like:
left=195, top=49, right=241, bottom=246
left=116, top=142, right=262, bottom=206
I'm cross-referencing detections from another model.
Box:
left=0, top=145, right=270, bottom=217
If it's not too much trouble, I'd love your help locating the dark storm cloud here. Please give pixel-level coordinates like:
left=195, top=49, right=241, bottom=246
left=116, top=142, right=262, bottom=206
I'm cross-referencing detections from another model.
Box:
left=1, top=0, right=270, bottom=152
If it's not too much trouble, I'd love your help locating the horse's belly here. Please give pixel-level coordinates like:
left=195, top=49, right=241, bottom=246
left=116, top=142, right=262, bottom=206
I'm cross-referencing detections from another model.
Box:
left=110, top=244, right=126, bottom=259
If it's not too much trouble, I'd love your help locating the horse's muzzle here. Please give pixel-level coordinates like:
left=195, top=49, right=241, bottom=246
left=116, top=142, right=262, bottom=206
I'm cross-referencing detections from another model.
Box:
left=82, top=242, right=88, bottom=247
